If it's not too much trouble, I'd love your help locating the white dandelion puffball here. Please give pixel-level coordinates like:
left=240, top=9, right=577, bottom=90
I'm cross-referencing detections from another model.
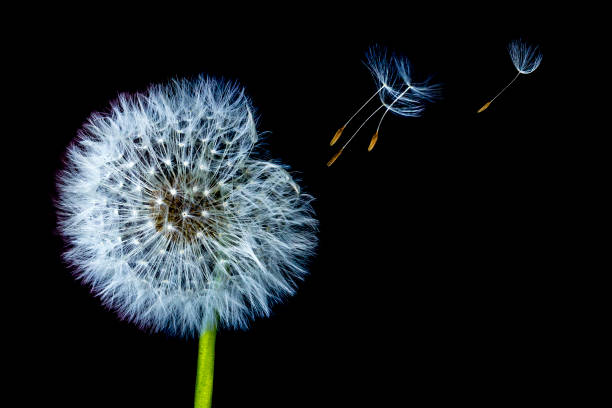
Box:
left=57, top=76, right=318, bottom=336
left=365, top=45, right=439, bottom=117
left=509, top=39, right=542, bottom=74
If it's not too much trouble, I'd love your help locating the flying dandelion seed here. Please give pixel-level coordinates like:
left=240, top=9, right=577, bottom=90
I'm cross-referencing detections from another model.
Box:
left=57, top=76, right=318, bottom=407
left=477, top=39, right=542, bottom=113
left=328, top=45, right=439, bottom=166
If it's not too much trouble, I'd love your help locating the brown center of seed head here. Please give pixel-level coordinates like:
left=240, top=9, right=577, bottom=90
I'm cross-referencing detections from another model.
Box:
left=149, top=179, right=224, bottom=243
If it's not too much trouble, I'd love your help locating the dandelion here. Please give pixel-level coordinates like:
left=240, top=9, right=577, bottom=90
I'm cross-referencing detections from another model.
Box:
left=328, top=45, right=439, bottom=166
left=477, top=39, right=542, bottom=113
left=57, top=76, right=318, bottom=407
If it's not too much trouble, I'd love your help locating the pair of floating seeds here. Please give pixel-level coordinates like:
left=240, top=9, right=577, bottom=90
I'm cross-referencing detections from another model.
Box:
left=328, top=45, right=439, bottom=166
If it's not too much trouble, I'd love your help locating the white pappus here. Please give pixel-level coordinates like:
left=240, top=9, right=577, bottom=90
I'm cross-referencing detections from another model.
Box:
left=478, top=39, right=542, bottom=113
left=365, top=45, right=439, bottom=119
left=508, top=39, right=543, bottom=74
left=57, top=76, right=318, bottom=337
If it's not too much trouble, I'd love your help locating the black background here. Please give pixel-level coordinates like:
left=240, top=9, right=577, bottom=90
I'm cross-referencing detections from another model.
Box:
left=22, top=8, right=569, bottom=408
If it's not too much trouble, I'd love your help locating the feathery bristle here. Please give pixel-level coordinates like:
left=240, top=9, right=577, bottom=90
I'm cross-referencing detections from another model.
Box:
left=368, top=132, right=379, bottom=152
left=327, top=149, right=343, bottom=167
left=509, top=39, right=543, bottom=74
left=330, top=126, right=345, bottom=146
left=477, top=101, right=491, bottom=113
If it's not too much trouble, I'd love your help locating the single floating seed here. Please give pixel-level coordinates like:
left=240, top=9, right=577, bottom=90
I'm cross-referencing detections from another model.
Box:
left=368, top=131, right=379, bottom=152
left=330, top=126, right=345, bottom=146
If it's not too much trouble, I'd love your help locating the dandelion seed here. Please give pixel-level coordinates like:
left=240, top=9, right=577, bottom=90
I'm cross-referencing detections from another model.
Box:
left=477, top=39, right=542, bottom=113
left=368, top=132, right=379, bottom=152
left=328, top=45, right=439, bottom=166
left=477, top=101, right=491, bottom=113
left=326, top=148, right=344, bottom=167
left=330, top=126, right=344, bottom=146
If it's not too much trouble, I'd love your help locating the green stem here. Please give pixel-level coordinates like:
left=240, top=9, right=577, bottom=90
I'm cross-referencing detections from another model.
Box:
left=194, top=326, right=217, bottom=408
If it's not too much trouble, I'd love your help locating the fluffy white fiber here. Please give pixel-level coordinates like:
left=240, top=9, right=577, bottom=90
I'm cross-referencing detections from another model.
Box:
left=365, top=45, right=440, bottom=117
left=508, top=39, right=542, bottom=74
left=57, top=76, right=318, bottom=336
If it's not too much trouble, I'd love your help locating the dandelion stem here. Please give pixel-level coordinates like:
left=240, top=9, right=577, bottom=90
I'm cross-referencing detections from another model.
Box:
left=478, top=72, right=521, bottom=112
left=194, top=326, right=217, bottom=408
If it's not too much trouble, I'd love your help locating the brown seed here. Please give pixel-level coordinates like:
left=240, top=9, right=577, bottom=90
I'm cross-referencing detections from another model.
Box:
left=477, top=101, right=491, bottom=113
left=330, top=126, right=345, bottom=146
left=327, top=149, right=343, bottom=167
left=368, top=132, right=379, bottom=152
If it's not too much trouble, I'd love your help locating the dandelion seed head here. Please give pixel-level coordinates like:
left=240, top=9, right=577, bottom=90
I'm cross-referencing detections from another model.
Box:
left=57, top=76, right=318, bottom=336
left=508, top=39, right=542, bottom=74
